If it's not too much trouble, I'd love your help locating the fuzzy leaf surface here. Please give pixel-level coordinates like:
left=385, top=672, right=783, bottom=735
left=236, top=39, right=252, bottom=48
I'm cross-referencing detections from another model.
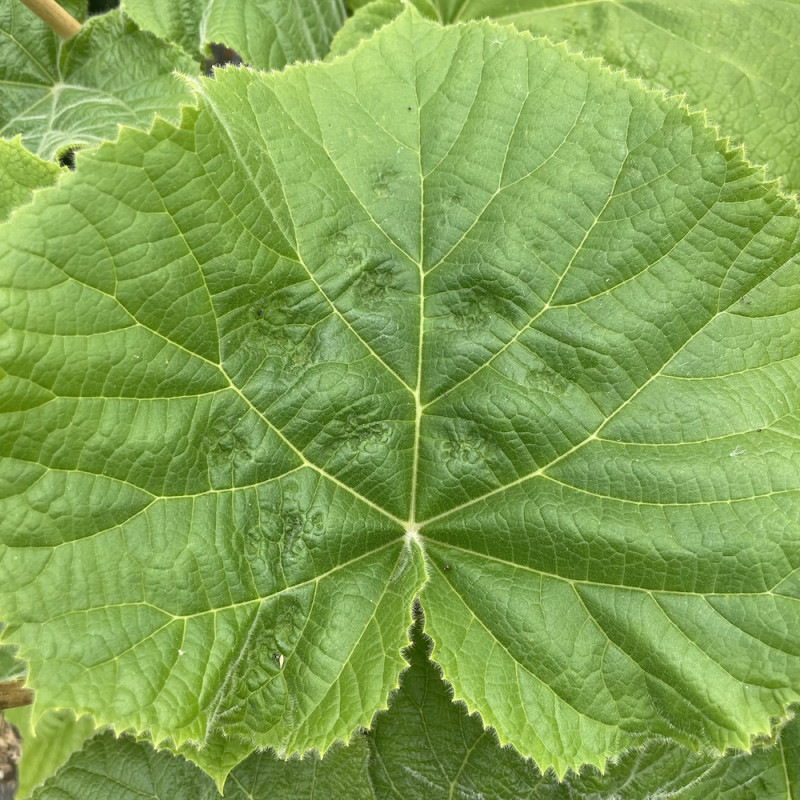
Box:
left=1, top=9, right=800, bottom=777
left=30, top=730, right=373, bottom=800
left=0, top=3, right=196, bottom=159
left=24, top=626, right=800, bottom=799
left=370, top=620, right=800, bottom=799
left=0, top=138, right=62, bottom=221
left=4, top=707, right=96, bottom=799
left=334, top=0, right=800, bottom=192
left=121, top=0, right=347, bottom=69
left=30, top=733, right=220, bottom=800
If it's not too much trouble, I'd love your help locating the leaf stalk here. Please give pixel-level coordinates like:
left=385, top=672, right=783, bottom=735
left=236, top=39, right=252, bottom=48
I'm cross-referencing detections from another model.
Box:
left=20, top=0, right=81, bottom=39
left=0, top=681, right=33, bottom=711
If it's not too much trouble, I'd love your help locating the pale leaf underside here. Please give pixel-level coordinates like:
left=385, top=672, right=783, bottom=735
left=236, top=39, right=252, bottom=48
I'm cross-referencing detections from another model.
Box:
left=1, top=10, right=800, bottom=779
left=334, top=0, right=800, bottom=193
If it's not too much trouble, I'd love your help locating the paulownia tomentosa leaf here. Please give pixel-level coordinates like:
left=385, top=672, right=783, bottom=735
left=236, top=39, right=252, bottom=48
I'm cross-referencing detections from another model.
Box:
left=1, top=7, right=800, bottom=779
left=0, top=1, right=196, bottom=160
left=333, top=0, right=800, bottom=194
left=121, top=0, right=347, bottom=70
left=368, top=617, right=800, bottom=799
left=0, top=138, right=62, bottom=222
left=24, top=619, right=800, bottom=799
left=4, top=706, right=96, bottom=800
left=0, top=631, right=25, bottom=684
left=29, top=730, right=373, bottom=800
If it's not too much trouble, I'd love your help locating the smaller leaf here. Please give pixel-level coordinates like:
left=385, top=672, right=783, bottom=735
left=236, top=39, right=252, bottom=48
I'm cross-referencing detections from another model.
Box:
left=0, top=625, right=25, bottom=684
left=0, top=139, right=62, bottom=222
left=122, top=0, right=347, bottom=70
left=4, top=707, right=95, bottom=799
left=370, top=617, right=800, bottom=799
left=224, top=738, right=374, bottom=800
left=30, top=730, right=373, bottom=799
left=0, top=5, right=197, bottom=159
left=30, top=733, right=219, bottom=800
left=368, top=614, right=565, bottom=798
left=328, top=0, right=427, bottom=59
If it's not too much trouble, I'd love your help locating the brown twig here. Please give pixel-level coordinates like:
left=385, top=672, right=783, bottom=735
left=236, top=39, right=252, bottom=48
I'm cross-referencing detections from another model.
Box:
left=20, top=0, right=81, bottom=40
left=0, top=682, right=33, bottom=712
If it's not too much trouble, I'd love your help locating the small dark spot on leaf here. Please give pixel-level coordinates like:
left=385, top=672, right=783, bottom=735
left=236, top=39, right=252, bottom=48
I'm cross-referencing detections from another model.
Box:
left=756, top=428, right=763, bottom=433
left=204, top=42, right=243, bottom=75
left=88, top=0, right=118, bottom=13
left=443, top=563, right=451, bottom=571
left=255, top=308, right=263, bottom=318
left=58, top=148, right=77, bottom=170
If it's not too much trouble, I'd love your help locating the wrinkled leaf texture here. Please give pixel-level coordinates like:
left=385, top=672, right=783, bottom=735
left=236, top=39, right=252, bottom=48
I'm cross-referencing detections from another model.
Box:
left=335, top=0, right=800, bottom=194
left=27, top=622, right=800, bottom=798
left=3, top=706, right=96, bottom=800
left=122, top=0, right=347, bottom=69
left=2, top=8, right=800, bottom=780
left=0, top=138, right=62, bottom=222
left=0, top=0, right=195, bottom=160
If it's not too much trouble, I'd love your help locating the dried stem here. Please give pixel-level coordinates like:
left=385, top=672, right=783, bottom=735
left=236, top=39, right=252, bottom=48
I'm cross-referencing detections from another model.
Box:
left=0, top=682, right=33, bottom=711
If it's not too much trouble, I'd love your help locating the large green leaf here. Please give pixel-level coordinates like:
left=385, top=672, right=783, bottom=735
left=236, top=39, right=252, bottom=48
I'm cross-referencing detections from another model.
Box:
left=121, top=0, right=347, bottom=69
left=2, top=8, right=800, bottom=778
left=333, top=0, right=800, bottom=193
left=0, top=3, right=196, bottom=159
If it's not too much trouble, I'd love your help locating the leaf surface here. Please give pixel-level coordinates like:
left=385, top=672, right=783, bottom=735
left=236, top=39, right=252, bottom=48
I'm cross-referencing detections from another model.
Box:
left=0, top=139, right=62, bottom=221
left=4, top=707, right=96, bottom=799
left=1, top=9, right=800, bottom=776
left=24, top=624, right=800, bottom=799
left=370, top=618, right=800, bottom=799
left=30, top=730, right=373, bottom=800
left=334, top=0, right=800, bottom=192
left=122, top=0, right=347, bottom=69
left=0, top=623, right=25, bottom=684
left=0, top=3, right=196, bottom=159
left=30, top=733, right=220, bottom=800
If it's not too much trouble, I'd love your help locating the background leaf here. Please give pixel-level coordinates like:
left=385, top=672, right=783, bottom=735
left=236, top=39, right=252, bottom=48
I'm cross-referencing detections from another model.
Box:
left=0, top=629, right=25, bottom=684
left=370, top=616, right=800, bottom=799
left=0, top=3, right=196, bottom=159
left=30, top=733, right=220, bottom=800
left=223, top=737, right=374, bottom=799
left=122, top=0, right=347, bottom=70
left=29, top=729, right=373, bottom=800
left=2, top=8, right=800, bottom=778
left=0, top=139, right=62, bottom=222
left=4, top=707, right=96, bottom=799
left=328, top=0, right=414, bottom=58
